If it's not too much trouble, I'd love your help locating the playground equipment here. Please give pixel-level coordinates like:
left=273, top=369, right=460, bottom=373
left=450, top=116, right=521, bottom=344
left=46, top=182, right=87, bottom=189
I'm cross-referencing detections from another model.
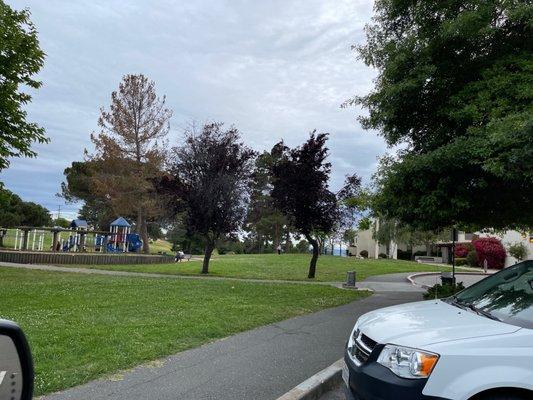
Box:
left=66, top=217, right=142, bottom=253
left=0, top=218, right=164, bottom=265
left=100, top=217, right=143, bottom=253
left=96, top=233, right=143, bottom=253
left=58, top=219, right=90, bottom=251
left=4, top=216, right=143, bottom=254
left=14, top=228, right=45, bottom=251
left=108, top=217, right=131, bottom=252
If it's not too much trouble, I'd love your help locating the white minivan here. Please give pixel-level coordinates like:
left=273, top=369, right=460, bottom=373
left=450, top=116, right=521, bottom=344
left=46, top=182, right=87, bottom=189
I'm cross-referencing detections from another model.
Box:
left=343, top=260, right=533, bottom=400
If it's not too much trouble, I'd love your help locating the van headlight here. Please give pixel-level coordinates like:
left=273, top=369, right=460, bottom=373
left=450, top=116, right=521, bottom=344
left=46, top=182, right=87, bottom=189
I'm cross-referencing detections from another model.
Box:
left=377, top=345, right=439, bottom=379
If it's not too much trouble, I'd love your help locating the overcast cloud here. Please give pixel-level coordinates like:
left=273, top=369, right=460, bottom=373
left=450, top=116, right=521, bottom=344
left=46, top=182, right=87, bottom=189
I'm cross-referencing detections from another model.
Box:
left=1, top=0, right=384, bottom=219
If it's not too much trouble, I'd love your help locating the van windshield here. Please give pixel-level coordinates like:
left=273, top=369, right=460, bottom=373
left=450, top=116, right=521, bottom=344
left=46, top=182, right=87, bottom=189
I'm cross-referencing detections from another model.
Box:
left=451, top=260, right=533, bottom=329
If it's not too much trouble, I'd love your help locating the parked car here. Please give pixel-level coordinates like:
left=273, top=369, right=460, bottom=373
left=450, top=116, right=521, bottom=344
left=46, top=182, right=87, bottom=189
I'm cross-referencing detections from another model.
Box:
left=343, top=260, right=533, bottom=400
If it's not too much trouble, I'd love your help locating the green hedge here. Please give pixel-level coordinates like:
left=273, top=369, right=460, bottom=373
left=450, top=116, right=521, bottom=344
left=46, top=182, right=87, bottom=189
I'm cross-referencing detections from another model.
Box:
left=424, top=282, right=465, bottom=299
left=455, top=257, right=468, bottom=266
left=466, top=250, right=478, bottom=267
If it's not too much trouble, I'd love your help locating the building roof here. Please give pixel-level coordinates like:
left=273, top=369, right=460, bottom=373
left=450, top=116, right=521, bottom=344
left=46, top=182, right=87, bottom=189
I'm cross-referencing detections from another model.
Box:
left=70, top=219, right=88, bottom=228
left=110, top=217, right=131, bottom=227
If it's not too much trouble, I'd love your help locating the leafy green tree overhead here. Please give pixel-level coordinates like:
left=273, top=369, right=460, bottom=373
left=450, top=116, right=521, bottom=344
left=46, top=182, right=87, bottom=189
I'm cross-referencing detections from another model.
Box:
left=0, top=1, right=48, bottom=171
left=348, top=0, right=533, bottom=230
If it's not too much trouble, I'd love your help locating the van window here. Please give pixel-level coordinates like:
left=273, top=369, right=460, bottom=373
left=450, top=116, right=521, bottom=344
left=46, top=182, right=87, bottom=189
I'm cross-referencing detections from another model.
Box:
left=452, top=260, right=533, bottom=328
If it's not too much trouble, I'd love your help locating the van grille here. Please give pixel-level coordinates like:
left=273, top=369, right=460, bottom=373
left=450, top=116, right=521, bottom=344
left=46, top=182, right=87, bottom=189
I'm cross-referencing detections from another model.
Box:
left=360, top=334, right=377, bottom=350
left=350, top=330, right=377, bottom=366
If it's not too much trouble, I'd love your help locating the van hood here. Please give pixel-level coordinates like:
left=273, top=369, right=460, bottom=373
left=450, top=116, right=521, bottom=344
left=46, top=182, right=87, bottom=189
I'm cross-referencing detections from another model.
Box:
left=357, top=300, right=520, bottom=347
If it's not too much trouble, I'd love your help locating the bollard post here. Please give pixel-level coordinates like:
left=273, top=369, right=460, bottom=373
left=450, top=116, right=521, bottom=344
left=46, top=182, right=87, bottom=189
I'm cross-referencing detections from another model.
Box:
left=345, top=271, right=356, bottom=287
left=441, top=271, right=456, bottom=286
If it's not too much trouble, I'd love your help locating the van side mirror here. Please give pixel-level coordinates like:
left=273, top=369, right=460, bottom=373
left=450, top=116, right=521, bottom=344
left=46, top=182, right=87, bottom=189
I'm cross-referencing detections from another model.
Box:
left=0, top=320, right=34, bottom=400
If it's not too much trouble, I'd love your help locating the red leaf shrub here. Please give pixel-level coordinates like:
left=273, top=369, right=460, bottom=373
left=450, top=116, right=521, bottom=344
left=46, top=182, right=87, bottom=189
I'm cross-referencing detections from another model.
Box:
left=472, top=237, right=506, bottom=269
left=455, top=243, right=473, bottom=258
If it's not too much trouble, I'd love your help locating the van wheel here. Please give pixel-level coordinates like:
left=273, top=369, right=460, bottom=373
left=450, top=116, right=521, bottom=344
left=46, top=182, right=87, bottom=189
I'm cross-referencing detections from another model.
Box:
left=481, top=395, right=528, bottom=400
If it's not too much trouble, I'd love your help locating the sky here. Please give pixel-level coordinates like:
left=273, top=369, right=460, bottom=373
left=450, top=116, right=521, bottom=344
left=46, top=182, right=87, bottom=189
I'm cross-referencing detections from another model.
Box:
left=1, top=0, right=385, bottom=220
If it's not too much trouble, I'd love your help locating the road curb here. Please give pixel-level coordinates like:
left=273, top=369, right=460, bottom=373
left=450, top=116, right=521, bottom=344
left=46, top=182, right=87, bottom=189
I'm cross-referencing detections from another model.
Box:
left=407, top=271, right=491, bottom=289
left=276, top=359, right=343, bottom=400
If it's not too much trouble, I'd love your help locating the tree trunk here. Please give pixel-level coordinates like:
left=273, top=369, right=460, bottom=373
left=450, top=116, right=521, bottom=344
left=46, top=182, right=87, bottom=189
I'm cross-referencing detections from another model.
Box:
left=426, top=242, right=431, bottom=256
left=141, top=218, right=149, bottom=253
left=317, top=237, right=324, bottom=254
left=284, top=229, right=291, bottom=253
left=137, top=208, right=149, bottom=254
left=202, top=241, right=214, bottom=274
left=274, top=222, right=280, bottom=250
left=258, top=233, right=263, bottom=253
left=305, top=234, right=319, bottom=279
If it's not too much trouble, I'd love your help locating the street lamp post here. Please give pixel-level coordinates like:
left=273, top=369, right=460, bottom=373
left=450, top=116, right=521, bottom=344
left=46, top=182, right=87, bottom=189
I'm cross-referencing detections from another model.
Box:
left=451, top=227, right=457, bottom=285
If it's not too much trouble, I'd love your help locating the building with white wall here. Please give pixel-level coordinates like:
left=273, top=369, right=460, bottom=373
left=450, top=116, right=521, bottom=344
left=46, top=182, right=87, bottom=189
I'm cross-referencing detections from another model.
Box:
left=440, top=230, right=533, bottom=267
left=348, top=218, right=533, bottom=266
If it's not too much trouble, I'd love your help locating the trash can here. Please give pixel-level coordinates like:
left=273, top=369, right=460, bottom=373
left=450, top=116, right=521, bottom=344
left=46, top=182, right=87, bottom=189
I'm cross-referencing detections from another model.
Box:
left=346, top=271, right=356, bottom=287
left=441, top=272, right=456, bottom=286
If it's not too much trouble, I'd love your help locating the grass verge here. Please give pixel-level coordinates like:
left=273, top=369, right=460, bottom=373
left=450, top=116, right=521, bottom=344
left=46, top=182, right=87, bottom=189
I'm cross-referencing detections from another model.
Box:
left=70, top=253, right=456, bottom=282
left=0, top=266, right=367, bottom=395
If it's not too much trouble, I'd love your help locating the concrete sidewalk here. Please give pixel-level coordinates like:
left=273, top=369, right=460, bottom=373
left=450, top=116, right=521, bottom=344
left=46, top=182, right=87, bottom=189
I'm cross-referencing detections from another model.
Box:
left=41, top=291, right=422, bottom=400
left=354, top=272, right=426, bottom=293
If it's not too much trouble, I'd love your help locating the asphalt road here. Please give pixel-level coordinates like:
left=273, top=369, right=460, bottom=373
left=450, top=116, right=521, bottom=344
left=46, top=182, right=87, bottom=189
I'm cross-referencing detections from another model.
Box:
left=42, top=278, right=422, bottom=400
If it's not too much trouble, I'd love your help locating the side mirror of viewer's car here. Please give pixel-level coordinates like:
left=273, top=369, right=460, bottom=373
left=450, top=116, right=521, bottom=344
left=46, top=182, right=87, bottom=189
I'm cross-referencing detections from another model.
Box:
left=0, top=320, right=34, bottom=400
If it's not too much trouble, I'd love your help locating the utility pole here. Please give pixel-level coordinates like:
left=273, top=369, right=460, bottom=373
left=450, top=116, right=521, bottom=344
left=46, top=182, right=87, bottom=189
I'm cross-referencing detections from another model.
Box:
left=57, top=205, right=61, bottom=221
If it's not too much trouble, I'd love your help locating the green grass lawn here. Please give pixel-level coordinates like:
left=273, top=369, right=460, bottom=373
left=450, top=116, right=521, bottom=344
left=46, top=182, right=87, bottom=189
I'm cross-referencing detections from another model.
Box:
left=148, top=238, right=173, bottom=254
left=0, top=266, right=367, bottom=395
left=69, top=253, right=455, bottom=282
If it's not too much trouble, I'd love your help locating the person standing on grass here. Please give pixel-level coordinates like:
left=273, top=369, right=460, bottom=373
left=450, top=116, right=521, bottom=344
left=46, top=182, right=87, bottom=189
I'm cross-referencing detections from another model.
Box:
left=277, top=244, right=282, bottom=255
